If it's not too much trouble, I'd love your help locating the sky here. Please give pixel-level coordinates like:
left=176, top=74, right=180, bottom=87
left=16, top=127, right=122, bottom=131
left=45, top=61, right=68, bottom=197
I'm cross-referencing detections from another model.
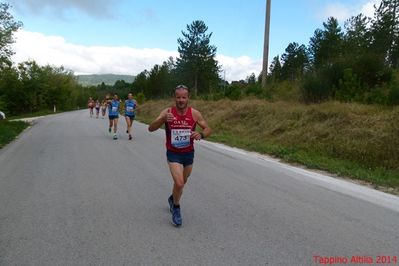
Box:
left=8, top=0, right=381, bottom=82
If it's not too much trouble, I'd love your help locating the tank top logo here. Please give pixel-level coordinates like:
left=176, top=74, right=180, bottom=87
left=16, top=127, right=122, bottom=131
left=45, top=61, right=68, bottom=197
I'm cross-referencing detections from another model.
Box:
left=172, top=120, right=189, bottom=126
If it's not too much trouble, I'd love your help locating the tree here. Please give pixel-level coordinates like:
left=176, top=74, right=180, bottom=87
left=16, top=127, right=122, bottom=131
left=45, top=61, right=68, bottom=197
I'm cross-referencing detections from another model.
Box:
left=0, top=65, right=21, bottom=113
left=132, top=70, right=149, bottom=97
left=112, top=79, right=130, bottom=97
left=268, top=55, right=282, bottom=82
left=0, top=3, right=22, bottom=66
left=43, top=65, right=76, bottom=111
left=371, top=0, right=399, bottom=68
left=342, top=14, right=386, bottom=89
left=304, top=17, right=345, bottom=102
left=246, top=73, right=256, bottom=84
left=344, top=14, right=371, bottom=57
left=308, top=17, right=344, bottom=69
left=163, top=57, right=179, bottom=93
left=280, top=42, right=308, bottom=81
left=176, top=20, right=220, bottom=96
left=147, top=64, right=163, bottom=98
left=18, top=60, right=46, bottom=112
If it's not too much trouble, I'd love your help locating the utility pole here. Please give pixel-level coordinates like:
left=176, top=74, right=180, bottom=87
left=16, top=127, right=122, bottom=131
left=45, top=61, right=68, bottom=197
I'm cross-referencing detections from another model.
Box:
left=223, top=69, right=226, bottom=94
left=262, top=0, right=271, bottom=89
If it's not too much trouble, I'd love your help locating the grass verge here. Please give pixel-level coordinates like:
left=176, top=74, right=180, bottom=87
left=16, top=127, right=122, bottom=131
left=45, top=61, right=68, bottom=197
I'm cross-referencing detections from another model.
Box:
left=209, top=133, right=399, bottom=192
left=8, top=109, right=57, bottom=120
left=0, top=120, right=30, bottom=149
left=137, top=99, right=399, bottom=194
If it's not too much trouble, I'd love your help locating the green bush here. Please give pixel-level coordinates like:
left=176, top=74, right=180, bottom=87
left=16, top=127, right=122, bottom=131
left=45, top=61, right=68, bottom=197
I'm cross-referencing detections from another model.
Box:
left=388, top=78, right=399, bottom=106
left=224, top=85, right=242, bottom=100
left=268, top=80, right=301, bottom=101
left=336, top=68, right=362, bottom=102
left=301, top=72, right=331, bottom=102
left=245, top=83, right=263, bottom=97
left=0, top=95, right=7, bottom=113
left=363, top=86, right=388, bottom=105
left=388, top=87, right=399, bottom=105
left=136, top=92, right=146, bottom=104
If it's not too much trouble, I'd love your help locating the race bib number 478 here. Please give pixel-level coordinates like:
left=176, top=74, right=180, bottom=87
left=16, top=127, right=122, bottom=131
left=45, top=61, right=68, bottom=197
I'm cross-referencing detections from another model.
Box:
left=171, top=129, right=191, bottom=148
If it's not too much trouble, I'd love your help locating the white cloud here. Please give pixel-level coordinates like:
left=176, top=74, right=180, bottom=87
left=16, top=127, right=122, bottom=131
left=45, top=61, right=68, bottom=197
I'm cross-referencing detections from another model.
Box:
left=360, top=0, right=380, bottom=17
left=217, top=55, right=262, bottom=82
left=320, top=3, right=352, bottom=22
left=12, top=30, right=261, bottom=82
left=12, top=30, right=179, bottom=75
left=318, top=0, right=381, bottom=22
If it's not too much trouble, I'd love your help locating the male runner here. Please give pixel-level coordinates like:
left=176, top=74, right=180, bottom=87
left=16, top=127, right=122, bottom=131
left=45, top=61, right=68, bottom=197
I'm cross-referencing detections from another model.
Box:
left=87, top=97, right=94, bottom=117
left=101, top=99, right=107, bottom=118
left=107, top=94, right=120, bottom=140
left=124, top=93, right=138, bottom=140
left=95, top=99, right=101, bottom=118
left=148, top=85, right=211, bottom=227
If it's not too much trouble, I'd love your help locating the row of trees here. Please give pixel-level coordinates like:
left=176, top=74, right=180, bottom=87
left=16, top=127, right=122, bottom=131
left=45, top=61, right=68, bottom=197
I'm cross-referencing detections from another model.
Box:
left=0, top=61, right=93, bottom=114
left=267, top=0, right=399, bottom=104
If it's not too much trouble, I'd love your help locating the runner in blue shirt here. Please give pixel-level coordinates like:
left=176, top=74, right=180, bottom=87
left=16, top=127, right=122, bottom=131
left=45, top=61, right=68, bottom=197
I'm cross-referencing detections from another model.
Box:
left=107, top=94, right=120, bottom=140
left=124, top=93, right=138, bottom=140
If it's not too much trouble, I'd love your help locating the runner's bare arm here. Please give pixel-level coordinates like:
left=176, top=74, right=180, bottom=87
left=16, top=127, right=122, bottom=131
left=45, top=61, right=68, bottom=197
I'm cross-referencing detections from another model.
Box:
left=191, top=109, right=211, bottom=140
left=148, top=108, right=169, bottom=132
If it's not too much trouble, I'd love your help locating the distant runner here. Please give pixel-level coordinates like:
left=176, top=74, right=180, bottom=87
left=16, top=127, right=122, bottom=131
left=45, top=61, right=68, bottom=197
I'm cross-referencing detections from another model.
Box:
left=95, top=99, right=101, bottom=119
left=107, top=94, right=120, bottom=140
left=101, top=99, right=107, bottom=118
left=87, top=97, right=94, bottom=117
left=148, top=85, right=211, bottom=227
left=124, top=93, right=138, bottom=140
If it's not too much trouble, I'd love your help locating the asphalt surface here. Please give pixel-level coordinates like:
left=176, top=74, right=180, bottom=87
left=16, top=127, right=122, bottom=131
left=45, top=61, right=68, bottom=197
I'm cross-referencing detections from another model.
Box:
left=0, top=110, right=398, bottom=266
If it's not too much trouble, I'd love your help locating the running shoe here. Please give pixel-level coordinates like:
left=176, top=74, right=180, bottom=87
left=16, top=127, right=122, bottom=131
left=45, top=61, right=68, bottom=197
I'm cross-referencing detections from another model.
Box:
left=126, top=130, right=129, bottom=134
left=129, top=134, right=132, bottom=140
left=113, top=134, right=118, bottom=140
left=172, top=205, right=182, bottom=227
left=168, top=195, right=173, bottom=213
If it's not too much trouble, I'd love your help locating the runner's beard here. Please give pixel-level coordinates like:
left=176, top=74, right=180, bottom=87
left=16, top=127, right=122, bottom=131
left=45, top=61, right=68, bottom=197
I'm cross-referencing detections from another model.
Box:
left=176, top=101, right=188, bottom=110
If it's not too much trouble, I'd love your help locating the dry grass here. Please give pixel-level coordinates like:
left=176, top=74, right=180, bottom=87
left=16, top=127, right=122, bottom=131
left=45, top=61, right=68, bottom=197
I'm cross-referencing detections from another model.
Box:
left=138, top=99, right=399, bottom=191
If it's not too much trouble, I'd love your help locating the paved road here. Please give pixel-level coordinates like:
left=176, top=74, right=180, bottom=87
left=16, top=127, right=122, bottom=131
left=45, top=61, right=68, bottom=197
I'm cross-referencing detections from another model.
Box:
left=0, top=110, right=398, bottom=266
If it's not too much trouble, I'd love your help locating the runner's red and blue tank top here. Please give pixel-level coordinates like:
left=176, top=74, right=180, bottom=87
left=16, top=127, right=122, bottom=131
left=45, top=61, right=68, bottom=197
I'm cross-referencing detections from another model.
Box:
left=165, top=107, right=197, bottom=153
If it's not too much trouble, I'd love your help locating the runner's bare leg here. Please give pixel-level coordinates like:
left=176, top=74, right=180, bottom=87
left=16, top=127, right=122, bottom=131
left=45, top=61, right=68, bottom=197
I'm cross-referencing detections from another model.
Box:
left=169, top=163, right=193, bottom=205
